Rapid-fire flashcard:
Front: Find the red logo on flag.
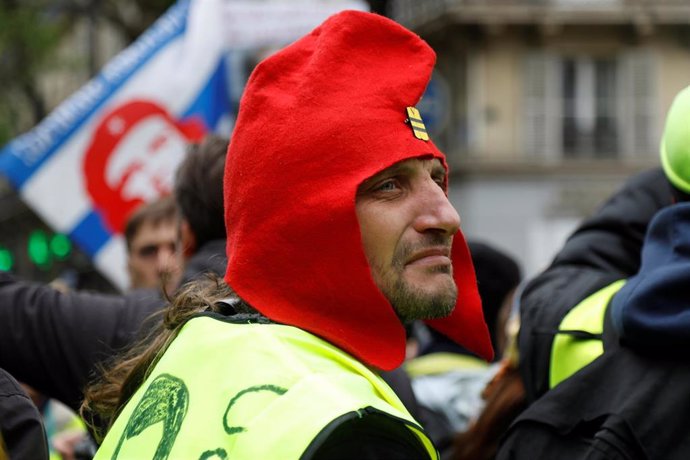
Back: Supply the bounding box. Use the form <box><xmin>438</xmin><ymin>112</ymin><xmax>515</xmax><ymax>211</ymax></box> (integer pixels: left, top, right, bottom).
<box><xmin>83</xmin><ymin>100</ymin><xmax>206</xmax><ymax>233</ymax></box>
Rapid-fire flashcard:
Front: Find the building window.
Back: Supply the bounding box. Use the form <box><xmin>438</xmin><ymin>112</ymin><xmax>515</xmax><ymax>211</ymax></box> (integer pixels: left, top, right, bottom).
<box><xmin>524</xmin><ymin>51</ymin><xmax>656</xmax><ymax>161</ymax></box>
<box><xmin>562</xmin><ymin>57</ymin><xmax>618</xmax><ymax>158</ymax></box>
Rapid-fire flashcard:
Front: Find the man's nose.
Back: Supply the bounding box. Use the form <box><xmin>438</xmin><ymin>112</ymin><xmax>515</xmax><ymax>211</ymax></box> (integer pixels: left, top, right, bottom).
<box><xmin>413</xmin><ymin>182</ymin><xmax>461</xmax><ymax>236</ymax></box>
<box><xmin>157</xmin><ymin>245</ymin><xmax>177</xmax><ymax>272</ymax></box>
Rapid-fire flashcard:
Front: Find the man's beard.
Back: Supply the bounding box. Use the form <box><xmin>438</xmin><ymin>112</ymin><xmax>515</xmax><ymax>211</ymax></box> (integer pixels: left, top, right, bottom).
<box><xmin>378</xmin><ymin>234</ymin><xmax>458</xmax><ymax>323</ymax></box>
<box><xmin>385</xmin><ymin>272</ymin><xmax>457</xmax><ymax>324</ymax></box>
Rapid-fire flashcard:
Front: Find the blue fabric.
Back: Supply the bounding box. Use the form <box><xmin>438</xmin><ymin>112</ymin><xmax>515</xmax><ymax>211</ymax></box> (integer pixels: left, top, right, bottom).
<box><xmin>610</xmin><ymin>202</ymin><xmax>690</xmax><ymax>349</ymax></box>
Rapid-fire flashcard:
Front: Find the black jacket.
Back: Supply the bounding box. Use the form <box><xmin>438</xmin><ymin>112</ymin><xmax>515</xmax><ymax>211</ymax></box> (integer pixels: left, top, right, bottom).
<box><xmin>0</xmin><ymin>367</ymin><xmax>48</xmax><ymax>459</ymax></box>
<box><xmin>498</xmin><ymin>169</ymin><xmax>686</xmax><ymax>459</ymax></box>
<box><xmin>499</xmin><ymin>313</ymin><xmax>690</xmax><ymax>460</ymax></box>
<box><xmin>517</xmin><ymin>168</ymin><xmax>672</xmax><ymax>403</ymax></box>
<box><xmin>0</xmin><ymin>240</ymin><xmax>227</xmax><ymax>412</ymax></box>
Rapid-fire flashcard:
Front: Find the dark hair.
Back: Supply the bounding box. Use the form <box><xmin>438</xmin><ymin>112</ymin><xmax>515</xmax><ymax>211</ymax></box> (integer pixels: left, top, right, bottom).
<box><xmin>174</xmin><ymin>135</ymin><xmax>228</xmax><ymax>248</ymax></box>
<box><xmin>123</xmin><ymin>196</ymin><xmax>178</xmax><ymax>251</ymax></box>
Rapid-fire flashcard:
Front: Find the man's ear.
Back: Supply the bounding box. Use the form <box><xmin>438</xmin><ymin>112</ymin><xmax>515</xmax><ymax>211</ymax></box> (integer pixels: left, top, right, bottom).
<box><xmin>179</xmin><ymin>218</ymin><xmax>197</xmax><ymax>259</ymax></box>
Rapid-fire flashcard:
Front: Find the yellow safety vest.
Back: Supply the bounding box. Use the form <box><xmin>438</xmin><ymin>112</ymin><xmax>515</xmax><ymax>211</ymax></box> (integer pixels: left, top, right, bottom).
<box><xmin>549</xmin><ymin>280</ymin><xmax>626</xmax><ymax>389</ymax></box>
<box><xmin>95</xmin><ymin>315</ymin><xmax>437</xmax><ymax>460</ymax></box>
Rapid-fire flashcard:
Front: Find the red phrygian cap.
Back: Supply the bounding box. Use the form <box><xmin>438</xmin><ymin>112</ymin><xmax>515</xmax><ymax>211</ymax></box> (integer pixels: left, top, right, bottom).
<box><xmin>224</xmin><ymin>10</ymin><xmax>493</xmax><ymax>370</ymax></box>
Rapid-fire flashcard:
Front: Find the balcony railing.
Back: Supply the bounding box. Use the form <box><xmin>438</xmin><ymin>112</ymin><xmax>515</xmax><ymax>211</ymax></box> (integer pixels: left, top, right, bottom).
<box><xmin>390</xmin><ymin>0</ymin><xmax>690</xmax><ymax>30</ymax></box>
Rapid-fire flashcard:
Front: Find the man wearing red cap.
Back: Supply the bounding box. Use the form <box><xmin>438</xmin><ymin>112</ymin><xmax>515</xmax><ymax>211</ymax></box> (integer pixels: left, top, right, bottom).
<box><xmin>86</xmin><ymin>11</ymin><xmax>492</xmax><ymax>459</ymax></box>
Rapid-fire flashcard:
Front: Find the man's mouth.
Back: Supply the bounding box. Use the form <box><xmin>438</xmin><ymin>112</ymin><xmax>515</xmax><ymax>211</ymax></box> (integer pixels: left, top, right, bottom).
<box><xmin>406</xmin><ymin>247</ymin><xmax>452</xmax><ymax>267</ymax></box>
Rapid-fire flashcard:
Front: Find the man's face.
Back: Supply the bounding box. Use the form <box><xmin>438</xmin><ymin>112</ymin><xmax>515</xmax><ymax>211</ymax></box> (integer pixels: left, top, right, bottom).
<box><xmin>356</xmin><ymin>157</ymin><xmax>460</xmax><ymax>323</ymax></box>
<box><xmin>127</xmin><ymin>218</ymin><xmax>183</xmax><ymax>293</ymax></box>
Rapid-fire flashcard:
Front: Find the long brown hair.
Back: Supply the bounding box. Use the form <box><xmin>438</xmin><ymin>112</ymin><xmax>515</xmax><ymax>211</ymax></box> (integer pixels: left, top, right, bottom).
<box><xmin>80</xmin><ymin>275</ymin><xmax>236</xmax><ymax>442</ymax></box>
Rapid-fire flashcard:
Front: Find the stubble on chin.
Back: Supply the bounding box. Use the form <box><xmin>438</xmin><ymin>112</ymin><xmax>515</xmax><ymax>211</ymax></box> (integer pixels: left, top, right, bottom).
<box><xmin>387</xmin><ymin>273</ymin><xmax>458</xmax><ymax>324</ymax></box>
<box><xmin>386</xmin><ymin>235</ymin><xmax>457</xmax><ymax>323</ymax></box>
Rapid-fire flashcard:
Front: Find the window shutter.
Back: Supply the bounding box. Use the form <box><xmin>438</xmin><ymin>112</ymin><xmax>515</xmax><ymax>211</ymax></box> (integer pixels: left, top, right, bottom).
<box><xmin>523</xmin><ymin>52</ymin><xmax>561</xmax><ymax>160</ymax></box>
<box><xmin>617</xmin><ymin>51</ymin><xmax>657</xmax><ymax>159</ymax></box>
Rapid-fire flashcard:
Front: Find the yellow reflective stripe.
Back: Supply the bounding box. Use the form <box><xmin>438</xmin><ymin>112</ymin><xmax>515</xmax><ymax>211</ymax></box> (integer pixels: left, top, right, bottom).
<box><xmin>408</xmin><ymin>422</ymin><xmax>438</xmax><ymax>457</ymax></box>
<box><xmin>405</xmin><ymin>352</ymin><xmax>487</xmax><ymax>377</ymax></box>
<box><xmin>64</xmin><ymin>414</ymin><xmax>87</xmax><ymax>431</ymax></box>
<box><xmin>549</xmin><ymin>279</ymin><xmax>626</xmax><ymax>389</ymax></box>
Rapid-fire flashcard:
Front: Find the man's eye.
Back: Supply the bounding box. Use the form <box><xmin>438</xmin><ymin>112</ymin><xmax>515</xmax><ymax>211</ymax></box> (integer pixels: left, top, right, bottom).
<box><xmin>374</xmin><ymin>179</ymin><xmax>399</xmax><ymax>192</ymax></box>
<box><xmin>138</xmin><ymin>245</ymin><xmax>158</xmax><ymax>258</ymax></box>
<box><xmin>433</xmin><ymin>176</ymin><xmax>446</xmax><ymax>191</ymax></box>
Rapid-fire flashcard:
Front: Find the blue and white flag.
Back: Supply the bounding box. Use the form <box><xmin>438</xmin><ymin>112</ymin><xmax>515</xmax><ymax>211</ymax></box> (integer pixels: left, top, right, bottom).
<box><xmin>0</xmin><ymin>0</ymin><xmax>366</xmax><ymax>289</ymax></box>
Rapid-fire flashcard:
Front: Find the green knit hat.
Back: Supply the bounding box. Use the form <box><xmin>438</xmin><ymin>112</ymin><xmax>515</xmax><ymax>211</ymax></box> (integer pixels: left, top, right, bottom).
<box><xmin>661</xmin><ymin>86</ymin><xmax>690</xmax><ymax>194</ymax></box>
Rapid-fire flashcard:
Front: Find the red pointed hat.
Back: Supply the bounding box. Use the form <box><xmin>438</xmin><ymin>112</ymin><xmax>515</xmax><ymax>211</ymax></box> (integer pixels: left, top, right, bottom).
<box><xmin>224</xmin><ymin>10</ymin><xmax>493</xmax><ymax>370</ymax></box>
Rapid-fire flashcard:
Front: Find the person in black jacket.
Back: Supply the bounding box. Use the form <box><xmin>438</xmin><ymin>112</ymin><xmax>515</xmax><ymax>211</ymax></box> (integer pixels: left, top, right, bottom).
<box><xmin>498</xmin><ymin>86</ymin><xmax>690</xmax><ymax>459</ymax></box>
<box><xmin>0</xmin><ymin>134</ymin><xmax>229</xmax><ymax>414</ymax></box>
<box><xmin>516</xmin><ymin>167</ymin><xmax>672</xmax><ymax>404</ymax></box>
<box><xmin>0</xmin><ymin>367</ymin><xmax>48</xmax><ymax>459</ymax></box>
<box><xmin>497</xmin><ymin>175</ymin><xmax>689</xmax><ymax>460</ymax></box>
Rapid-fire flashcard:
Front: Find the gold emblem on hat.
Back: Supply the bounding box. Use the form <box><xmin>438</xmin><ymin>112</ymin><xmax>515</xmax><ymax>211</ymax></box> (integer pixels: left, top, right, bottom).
<box><xmin>405</xmin><ymin>106</ymin><xmax>429</xmax><ymax>141</ymax></box>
